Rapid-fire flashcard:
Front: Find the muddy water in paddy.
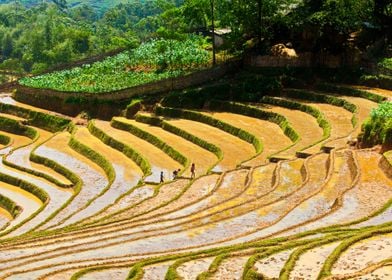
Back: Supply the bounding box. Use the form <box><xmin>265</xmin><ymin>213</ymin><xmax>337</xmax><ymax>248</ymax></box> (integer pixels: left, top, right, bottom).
<box><xmin>114</xmin><ymin>117</ymin><xmax>218</xmax><ymax>176</ymax></box>
<box><xmin>166</xmin><ymin>118</ymin><xmax>255</xmax><ymax>171</ymax></box>
<box><xmin>202</xmin><ymin>112</ymin><xmax>292</xmax><ymax>166</ymax></box>
<box><xmin>290</xmin><ymin>241</ymin><xmax>341</xmax><ymax>280</ymax></box>
<box><xmin>94</xmin><ymin>120</ymin><xmax>181</xmax><ymax>183</ymax></box>
<box><xmin>34</xmin><ymin>133</ymin><xmax>108</xmax><ymax>229</ymax></box>
<box><xmin>349</xmin><ymin>265</ymin><xmax>392</xmax><ymax>280</ymax></box>
<box><xmin>56</xmin><ymin>127</ymin><xmax>144</xmax><ymax>228</ymax></box>
<box><xmin>0</xmin><ymin>159</ymin><xmax>73</xmax><ymax>237</ymax></box>
<box><xmin>0</xmin><ymin>181</ymin><xmax>42</xmax><ymax>232</ymax></box>
<box><xmin>78</xmin><ymin>267</ymin><xmax>130</xmax><ymax>280</ymax></box>
<box><xmin>6</xmin><ymin>127</ymin><xmax>72</xmax><ymax>186</ymax></box>
<box><xmin>332</xmin><ymin>233</ymin><xmax>392</xmax><ymax>275</ymax></box>
<box><xmin>0</xmin><ymin>113</ymin><xmax>25</xmax><ymax>122</ymax></box>
<box><xmin>255</xmin><ymin>249</ymin><xmax>294</xmax><ymax>278</ymax></box>
<box><xmin>142</xmin><ymin>261</ymin><xmax>174</xmax><ymax>280</ymax></box>
<box><xmin>177</xmin><ymin>257</ymin><xmax>214</xmax><ymax>279</ymax></box>
<box><xmin>210</xmin><ymin>255</ymin><xmax>249</xmax><ymax>280</ymax></box>
<box><xmin>0</xmin><ymin>131</ymin><xmax>31</xmax><ymax>149</ymax></box>
<box><xmin>133</xmin><ymin>174</ymin><xmax>220</xmax><ymax>222</ymax></box>
<box><xmin>259</xmin><ymin>105</ymin><xmax>324</xmax><ymax>158</ymax></box>
<box><xmin>283</xmin><ymin>150</ymin><xmax>392</xmax><ymax>238</ymax></box>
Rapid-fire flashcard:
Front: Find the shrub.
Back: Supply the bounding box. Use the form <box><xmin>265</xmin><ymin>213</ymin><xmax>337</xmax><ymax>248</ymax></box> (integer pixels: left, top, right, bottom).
<box><xmin>361</xmin><ymin>102</ymin><xmax>392</xmax><ymax>146</ymax></box>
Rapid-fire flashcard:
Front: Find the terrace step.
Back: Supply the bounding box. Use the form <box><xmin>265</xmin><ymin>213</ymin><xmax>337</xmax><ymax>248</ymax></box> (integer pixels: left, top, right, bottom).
<box><xmin>54</xmin><ymin>126</ymin><xmax>143</xmax><ymax>228</ymax></box>
<box><xmin>94</xmin><ymin>120</ymin><xmax>182</xmax><ymax>183</ymax></box>
<box><xmin>141</xmin><ymin>261</ymin><xmax>174</xmax><ymax>280</ymax></box>
<box><xmin>258</xmin><ymin>103</ymin><xmax>324</xmax><ymax>159</ymax></box>
<box><xmin>164</xmin><ymin>118</ymin><xmax>255</xmax><ymax>171</ymax></box>
<box><xmin>177</xmin><ymin>257</ymin><xmax>214</xmax><ymax>279</ymax></box>
<box><xmin>34</xmin><ymin>132</ymin><xmax>108</xmax><ymax>230</ymax></box>
<box><xmin>114</xmin><ymin>117</ymin><xmax>217</xmax><ymax>176</ymax></box>
<box><xmin>209</xmin><ymin>255</ymin><xmax>249</xmax><ymax>280</ymax></box>
<box><xmin>201</xmin><ymin>111</ymin><xmax>292</xmax><ymax>166</ymax></box>
<box><xmin>254</xmin><ymin>249</ymin><xmax>294</xmax><ymax>279</ymax></box>
<box><xmin>331</xmin><ymin>233</ymin><xmax>392</xmax><ymax>276</ymax></box>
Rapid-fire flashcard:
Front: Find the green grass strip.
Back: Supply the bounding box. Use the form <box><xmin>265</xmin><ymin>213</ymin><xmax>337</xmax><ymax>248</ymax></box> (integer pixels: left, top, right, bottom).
<box><xmin>0</xmin><ymin>116</ymin><xmax>38</xmax><ymax>140</ymax></box>
<box><xmin>155</xmin><ymin>105</ymin><xmax>262</xmax><ymax>154</ymax></box>
<box><xmin>284</xmin><ymin>89</ymin><xmax>358</xmax><ymax>128</ymax></box>
<box><xmin>0</xmin><ymin>193</ymin><xmax>21</xmax><ymax>218</ymax></box>
<box><xmin>0</xmin><ymin>102</ymin><xmax>71</xmax><ymax>132</ymax></box>
<box><xmin>261</xmin><ymin>96</ymin><xmax>331</xmax><ymax>151</ymax></box>
<box><xmin>88</xmin><ymin>121</ymin><xmax>151</xmax><ymax>176</ymax></box>
<box><xmin>135</xmin><ymin>113</ymin><xmax>222</xmax><ymax>173</ymax></box>
<box><xmin>318</xmin><ymin>224</ymin><xmax>392</xmax><ymax>279</ymax></box>
<box><xmin>0</xmin><ymin>133</ymin><xmax>11</xmax><ymax>146</ymax></box>
<box><xmin>196</xmin><ymin>253</ymin><xmax>229</xmax><ymax>280</ymax></box>
<box><xmin>111</xmin><ymin>118</ymin><xmax>189</xmax><ymax>168</ymax></box>
<box><xmin>316</xmin><ymin>83</ymin><xmax>386</xmax><ymax>103</ymax></box>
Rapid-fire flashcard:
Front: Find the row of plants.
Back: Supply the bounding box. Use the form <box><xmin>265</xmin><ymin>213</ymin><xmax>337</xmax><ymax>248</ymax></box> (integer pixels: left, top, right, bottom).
<box><xmin>361</xmin><ymin>102</ymin><xmax>392</xmax><ymax>147</ymax></box>
<box><xmin>316</xmin><ymin>83</ymin><xmax>386</xmax><ymax>103</ymax></box>
<box><xmin>360</xmin><ymin>74</ymin><xmax>392</xmax><ymax>90</ymax></box>
<box><xmin>161</xmin><ymin>75</ymin><xmax>282</xmax><ymax>109</ymax></box>
<box><xmin>0</xmin><ymin>133</ymin><xmax>11</xmax><ymax>146</ymax></box>
<box><xmin>19</xmin><ymin>37</ymin><xmax>210</xmax><ymax>94</ymax></box>
<box><xmin>135</xmin><ymin>114</ymin><xmax>223</xmax><ymax>167</ymax></box>
<box><xmin>0</xmin><ymin>102</ymin><xmax>71</xmax><ymax>133</ymax></box>
<box><xmin>87</xmin><ymin>121</ymin><xmax>151</xmax><ymax>176</ymax></box>
<box><xmin>209</xmin><ymin>100</ymin><xmax>300</xmax><ymax>143</ymax></box>
<box><xmin>110</xmin><ymin>119</ymin><xmax>188</xmax><ymax>168</ymax></box>
<box><xmin>283</xmin><ymin>89</ymin><xmax>358</xmax><ymax>127</ymax></box>
<box><xmin>0</xmin><ymin>193</ymin><xmax>21</xmax><ymax>219</ymax></box>
<box><xmin>260</xmin><ymin>96</ymin><xmax>331</xmax><ymax>149</ymax></box>
<box><xmin>155</xmin><ymin>105</ymin><xmax>262</xmax><ymax>155</ymax></box>
<box><xmin>0</xmin><ymin>116</ymin><xmax>38</xmax><ymax>140</ymax></box>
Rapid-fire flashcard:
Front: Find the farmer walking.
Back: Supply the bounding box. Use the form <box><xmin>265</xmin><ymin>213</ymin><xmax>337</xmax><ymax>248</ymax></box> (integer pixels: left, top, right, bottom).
<box><xmin>190</xmin><ymin>163</ymin><xmax>196</xmax><ymax>179</ymax></box>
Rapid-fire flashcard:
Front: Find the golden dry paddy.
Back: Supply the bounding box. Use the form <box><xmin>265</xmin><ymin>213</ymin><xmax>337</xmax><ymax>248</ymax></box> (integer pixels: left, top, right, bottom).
<box><xmin>202</xmin><ymin>112</ymin><xmax>292</xmax><ymax>166</ymax></box>
<box><xmin>166</xmin><ymin>118</ymin><xmax>255</xmax><ymax>171</ymax></box>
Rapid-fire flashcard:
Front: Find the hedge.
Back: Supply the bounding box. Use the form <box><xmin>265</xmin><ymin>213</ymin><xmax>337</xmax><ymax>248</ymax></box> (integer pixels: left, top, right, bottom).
<box><xmin>0</xmin><ymin>193</ymin><xmax>21</xmax><ymax>218</ymax></box>
<box><xmin>283</xmin><ymin>89</ymin><xmax>358</xmax><ymax>127</ymax></box>
<box><xmin>0</xmin><ymin>171</ymin><xmax>48</xmax><ymax>203</ymax></box>
<box><xmin>0</xmin><ymin>102</ymin><xmax>70</xmax><ymax>132</ymax></box>
<box><xmin>209</xmin><ymin>100</ymin><xmax>300</xmax><ymax>143</ymax></box>
<box><xmin>0</xmin><ymin>133</ymin><xmax>11</xmax><ymax>145</ymax></box>
<box><xmin>316</xmin><ymin>83</ymin><xmax>386</xmax><ymax>103</ymax></box>
<box><xmin>261</xmin><ymin>96</ymin><xmax>331</xmax><ymax>147</ymax></box>
<box><xmin>111</xmin><ymin>118</ymin><xmax>188</xmax><ymax>167</ymax></box>
<box><xmin>135</xmin><ymin>114</ymin><xmax>223</xmax><ymax>161</ymax></box>
<box><xmin>88</xmin><ymin>121</ymin><xmax>151</xmax><ymax>176</ymax></box>
<box><xmin>155</xmin><ymin>105</ymin><xmax>262</xmax><ymax>154</ymax></box>
<box><xmin>0</xmin><ymin>116</ymin><xmax>38</xmax><ymax>140</ymax></box>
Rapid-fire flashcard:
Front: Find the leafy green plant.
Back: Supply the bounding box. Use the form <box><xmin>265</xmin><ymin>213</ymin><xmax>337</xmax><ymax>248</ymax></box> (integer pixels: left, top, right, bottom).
<box><xmin>19</xmin><ymin>37</ymin><xmax>210</xmax><ymax>93</ymax></box>
<box><xmin>362</xmin><ymin>102</ymin><xmax>392</xmax><ymax>146</ymax></box>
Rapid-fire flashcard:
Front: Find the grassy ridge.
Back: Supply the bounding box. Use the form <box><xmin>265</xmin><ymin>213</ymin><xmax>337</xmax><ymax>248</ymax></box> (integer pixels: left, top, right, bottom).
<box><xmin>87</xmin><ymin>121</ymin><xmax>151</xmax><ymax>176</ymax></box>
<box><xmin>209</xmin><ymin>100</ymin><xmax>300</xmax><ymax>143</ymax></box>
<box><xmin>135</xmin><ymin>114</ymin><xmax>223</xmax><ymax>168</ymax></box>
<box><xmin>0</xmin><ymin>103</ymin><xmax>70</xmax><ymax>133</ymax></box>
<box><xmin>0</xmin><ymin>193</ymin><xmax>21</xmax><ymax>218</ymax></box>
<box><xmin>111</xmin><ymin>118</ymin><xmax>188</xmax><ymax>168</ymax></box>
<box><xmin>155</xmin><ymin>106</ymin><xmax>262</xmax><ymax>155</ymax></box>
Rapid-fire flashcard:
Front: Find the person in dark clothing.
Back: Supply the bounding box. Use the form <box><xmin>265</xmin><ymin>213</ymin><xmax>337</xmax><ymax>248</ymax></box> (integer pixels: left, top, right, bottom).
<box><xmin>190</xmin><ymin>163</ymin><xmax>196</xmax><ymax>179</ymax></box>
<box><xmin>160</xmin><ymin>171</ymin><xmax>164</xmax><ymax>183</ymax></box>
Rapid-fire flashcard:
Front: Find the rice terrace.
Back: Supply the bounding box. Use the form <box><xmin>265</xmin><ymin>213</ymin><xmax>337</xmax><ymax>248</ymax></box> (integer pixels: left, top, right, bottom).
<box><xmin>0</xmin><ymin>0</ymin><xmax>391</xmax><ymax>279</ymax></box>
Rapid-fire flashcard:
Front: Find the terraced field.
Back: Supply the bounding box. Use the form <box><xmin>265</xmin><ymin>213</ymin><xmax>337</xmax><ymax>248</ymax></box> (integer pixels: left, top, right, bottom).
<box><xmin>0</xmin><ymin>84</ymin><xmax>391</xmax><ymax>280</ymax></box>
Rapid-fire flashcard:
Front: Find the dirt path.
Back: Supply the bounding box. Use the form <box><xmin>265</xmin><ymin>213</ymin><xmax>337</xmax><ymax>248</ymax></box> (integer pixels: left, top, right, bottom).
<box><xmin>94</xmin><ymin>120</ymin><xmax>182</xmax><ymax>183</ymax></box>
<box><xmin>201</xmin><ymin>112</ymin><xmax>292</xmax><ymax>166</ymax></box>
<box><xmin>166</xmin><ymin>118</ymin><xmax>255</xmax><ymax>171</ymax></box>
<box><xmin>114</xmin><ymin>117</ymin><xmax>218</xmax><ymax>176</ymax></box>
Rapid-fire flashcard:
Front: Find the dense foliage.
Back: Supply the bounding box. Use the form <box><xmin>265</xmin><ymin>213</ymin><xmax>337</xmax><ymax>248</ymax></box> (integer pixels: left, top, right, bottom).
<box><xmin>19</xmin><ymin>37</ymin><xmax>210</xmax><ymax>93</ymax></box>
<box><xmin>362</xmin><ymin>102</ymin><xmax>392</xmax><ymax>146</ymax></box>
